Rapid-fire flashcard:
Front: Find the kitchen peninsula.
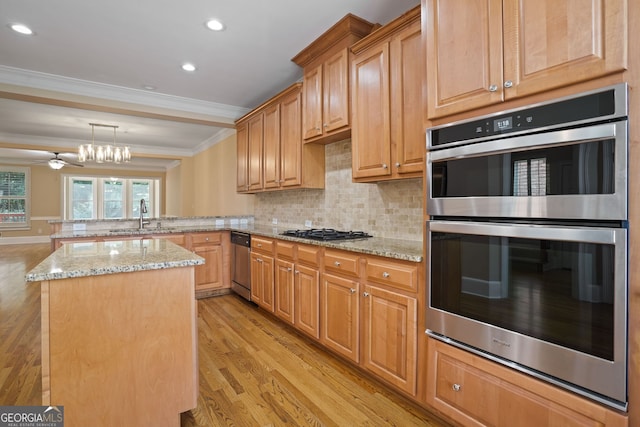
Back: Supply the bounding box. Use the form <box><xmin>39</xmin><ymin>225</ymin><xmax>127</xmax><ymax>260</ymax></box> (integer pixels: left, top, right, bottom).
<box><xmin>25</xmin><ymin>239</ymin><xmax>204</xmax><ymax>427</ymax></box>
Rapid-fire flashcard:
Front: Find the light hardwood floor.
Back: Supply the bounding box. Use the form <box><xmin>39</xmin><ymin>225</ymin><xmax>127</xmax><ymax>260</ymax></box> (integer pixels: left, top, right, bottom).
<box><xmin>1</xmin><ymin>243</ymin><xmax>450</xmax><ymax>426</ymax></box>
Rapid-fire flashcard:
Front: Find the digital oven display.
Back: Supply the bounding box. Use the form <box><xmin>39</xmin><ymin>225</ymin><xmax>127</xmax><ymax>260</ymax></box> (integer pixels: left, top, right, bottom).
<box><xmin>493</xmin><ymin>116</ymin><xmax>513</xmax><ymax>132</ymax></box>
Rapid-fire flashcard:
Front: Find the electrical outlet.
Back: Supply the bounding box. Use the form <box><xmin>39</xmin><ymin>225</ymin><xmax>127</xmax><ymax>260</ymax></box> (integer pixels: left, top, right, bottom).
<box><xmin>272</xmin><ymin>218</ymin><xmax>278</xmax><ymax>225</ymax></box>
<box><xmin>304</xmin><ymin>220</ymin><xmax>312</xmax><ymax>228</ymax></box>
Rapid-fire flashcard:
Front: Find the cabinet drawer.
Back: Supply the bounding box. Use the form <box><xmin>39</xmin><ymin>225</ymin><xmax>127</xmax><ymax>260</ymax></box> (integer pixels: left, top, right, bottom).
<box><xmin>365</xmin><ymin>257</ymin><xmax>417</xmax><ymax>292</ymax></box>
<box><xmin>324</xmin><ymin>249</ymin><xmax>360</xmax><ymax>277</ymax></box>
<box><xmin>276</xmin><ymin>240</ymin><xmax>295</xmax><ymax>260</ymax></box>
<box><xmin>297</xmin><ymin>244</ymin><xmax>321</xmax><ymax>267</ymax></box>
<box><xmin>190</xmin><ymin>232</ymin><xmax>221</xmax><ymax>246</ymax></box>
<box><xmin>252</xmin><ymin>237</ymin><xmax>274</xmax><ymax>254</ymax></box>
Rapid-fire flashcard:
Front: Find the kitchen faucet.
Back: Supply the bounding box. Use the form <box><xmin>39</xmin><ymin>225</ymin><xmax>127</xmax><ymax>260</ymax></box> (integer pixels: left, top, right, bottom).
<box><xmin>139</xmin><ymin>199</ymin><xmax>150</xmax><ymax>230</ymax></box>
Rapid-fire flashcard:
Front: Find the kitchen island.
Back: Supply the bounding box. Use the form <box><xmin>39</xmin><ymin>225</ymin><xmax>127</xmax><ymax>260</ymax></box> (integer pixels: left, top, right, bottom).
<box><xmin>25</xmin><ymin>238</ymin><xmax>204</xmax><ymax>427</ymax></box>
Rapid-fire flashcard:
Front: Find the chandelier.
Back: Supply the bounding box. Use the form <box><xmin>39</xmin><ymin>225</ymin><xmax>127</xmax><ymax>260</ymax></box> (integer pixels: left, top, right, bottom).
<box><xmin>78</xmin><ymin>123</ymin><xmax>131</xmax><ymax>164</ymax></box>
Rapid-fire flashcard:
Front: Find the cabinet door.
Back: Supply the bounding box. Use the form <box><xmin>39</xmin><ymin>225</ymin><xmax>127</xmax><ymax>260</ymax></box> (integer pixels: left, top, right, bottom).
<box><xmin>193</xmin><ymin>244</ymin><xmax>223</xmax><ymax>292</ymax></box>
<box><xmin>302</xmin><ymin>63</ymin><xmax>323</xmax><ymax>140</ymax></box>
<box><xmin>502</xmin><ymin>0</ymin><xmax>627</xmax><ymax>100</ymax></box>
<box><xmin>351</xmin><ymin>42</ymin><xmax>391</xmax><ymax>179</ymax></box>
<box><xmin>275</xmin><ymin>258</ymin><xmax>295</xmax><ymax>324</ymax></box>
<box><xmin>279</xmin><ymin>89</ymin><xmax>302</xmax><ymax>188</ymax></box>
<box><xmin>250</xmin><ymin>252</ymin><xmax>263</xmax><ymax>303</ymax></box>
<box><xmin>323</xmin><ymin>49</ymin><xmax>351</xmax><ymax>134</ymax></box>
<box><xmin>390</xmin><ymin>19</ymin><xmax>424</xmax><ymax>175</ymax></box>
<box><xmin>362</xmin><ymin>285</ymin><xmax>417</xmax><ymax>396</ymax></box>
<box><xmin>294</xmin><ymin>263</ymin><xmax>320</xmax><ymax>339</ymax></box>
<box><xmin>321</xmin><ymin>273</ymin><xmax>360</xmax><ymax>363</ymax></box>
<box><xmin>260</xmin><ymin>255</ymin><xmax>275</xmax><ymax>312</ymax></box>
<box><xmin>424</xmin><ymin>0</ymin><xmax>504</xmax><ymax>118</ymax></box>
<box><xmin>236</xmin><ymin>122</ymin><xmax>249</xmax><ymax>192</ymax></box>
<box><xmin>247</xmin><ymin>113</ymin><xmax>264</xmax><ymax>191</ymax></box>
<box><xmin>263</xmin><ymin>103</ymin><xmax>281</xmax><ymax>189</ymax></box>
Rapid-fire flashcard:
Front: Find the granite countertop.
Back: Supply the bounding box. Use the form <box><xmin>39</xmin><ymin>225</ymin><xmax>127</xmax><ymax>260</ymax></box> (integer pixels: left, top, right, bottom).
<box><xmin>25</xmin><ymin>239</ymin><xmax>204</xmax><ymax>282</ymax></box>
<box><xmin>51</xmin><ymin>221</ymin><xmax>423</xmax><ymax>263</ymax></box>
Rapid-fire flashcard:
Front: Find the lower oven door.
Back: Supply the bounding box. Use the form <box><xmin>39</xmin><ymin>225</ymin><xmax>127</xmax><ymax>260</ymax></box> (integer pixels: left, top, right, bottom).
<box><xmin>427</xmin><ymin>219</ymin><xmax>627</xmax><ymax>409</ymax></box>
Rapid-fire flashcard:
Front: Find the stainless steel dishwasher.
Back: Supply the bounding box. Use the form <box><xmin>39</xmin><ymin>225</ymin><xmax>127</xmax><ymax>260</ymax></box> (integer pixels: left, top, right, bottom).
<box><xmin>230</xmin><ymin>231</ymin><xmax>251</xmax><ymax>301</ymax></box>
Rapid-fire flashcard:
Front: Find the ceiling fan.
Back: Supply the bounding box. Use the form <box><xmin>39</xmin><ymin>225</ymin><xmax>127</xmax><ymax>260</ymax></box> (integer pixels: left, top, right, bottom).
<box><xmin>41</xmin><ymin>152</ymin><xmax>84</xmax><ymax>170</ymax></box>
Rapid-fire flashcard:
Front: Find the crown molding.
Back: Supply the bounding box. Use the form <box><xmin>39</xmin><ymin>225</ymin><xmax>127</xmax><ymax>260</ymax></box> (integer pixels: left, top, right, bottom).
<box><xmin>0</xmin><ymin>65</ymin><xmax>250</xmax><ymax>120</ymax></box>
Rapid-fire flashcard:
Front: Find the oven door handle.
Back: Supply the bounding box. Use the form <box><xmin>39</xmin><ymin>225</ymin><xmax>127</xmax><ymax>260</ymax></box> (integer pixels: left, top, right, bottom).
<box><xmin>428</xmin><ymin>122</ymin><xmax>622</xmax><ymax>162</ymax></box>
<box><xmin>428</xmin><ymin>220</ymin><xmax>622</xmax><ymax>245</ymax></box>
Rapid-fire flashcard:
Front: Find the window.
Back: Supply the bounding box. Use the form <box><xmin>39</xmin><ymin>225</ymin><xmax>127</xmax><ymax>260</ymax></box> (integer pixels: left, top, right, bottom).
<box><xmin>513</xmin><ymin>158</ymin><xmax>547</xmax><ymax>196</ymax></box>
<box><xmin>0</xmin><ymin>167</ymin><xmax>30</xmax><ymax>229</ymax></box>
<box><xmin>64</xmin><ymin>176</ymin><xmax>159</xmax><ymax>220</ymax></box>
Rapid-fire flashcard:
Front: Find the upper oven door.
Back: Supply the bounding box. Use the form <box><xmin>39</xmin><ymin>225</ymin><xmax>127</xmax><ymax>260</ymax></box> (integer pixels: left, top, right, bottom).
<box><xmin>427</xmin><ymin>121</ymin><xmax>628</xmax><ymax>220</ymax></box>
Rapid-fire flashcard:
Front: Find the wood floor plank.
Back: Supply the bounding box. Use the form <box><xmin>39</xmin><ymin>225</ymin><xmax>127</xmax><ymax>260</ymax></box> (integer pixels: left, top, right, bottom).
<box><xmin>2</xmin><ymin>243</ymin><xmax>451</xmax><ymax>427</ymax></box>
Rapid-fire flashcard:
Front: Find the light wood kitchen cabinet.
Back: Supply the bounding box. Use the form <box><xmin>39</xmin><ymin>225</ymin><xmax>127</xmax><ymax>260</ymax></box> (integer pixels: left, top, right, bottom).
<box><xmin>362</xmin><ymin>284</ymin><xmax>417</xmax><ymax>396</ymax></box>
<box><xmin>274</xmin><ymin>241</ymin><xmax>295</xmax><ymax>324</ymax></box>
<box><xmin>236</xmin><ymin>83</ymin><xmax>325</xmax><ymax>193</ymax></box>
<box><xmin>321</xmin><ymin>271</ymin><xmax>361</xmax><ymax>363</ymax></box>
<box><xmin>187</xmin><ymin>232</ymin><xmax>229</xmax><ymax>298</ymax></box>
<box><xmin>426</xmin><ymin>337</ymin><xmax>628</xmax><ymax>427</ymax></box>
<box><xmin>292</xmin><ymin>14</ymin><xmax>377</xmax><ymax>144</ymax></box>
<box><xmin>351</xmin><ymin>6</ymin><xmax>423</xmax><ymax>181</ymax></box>
<box><xmin>247</xmin><ymin>113</ymin><xmax>264</xmax><ymax>192</ymax></box>
<box><xmin>275</xmin><ymin>241</ymin><xmax>322</xmax><ymax>339</ymax></box>
<box><xmin>423</xmin><ymin>0</ymin><xmax>628</xmax><ymax>119</ymax></box>
<box><xmin>236</xmin><ymin>121</ymin><xmax>249</xmax><ymax>192</ymax></box>
<box><xmin>251</xmin><ymin>237</ymin><xmax>275</xmax><ymax>312</ymax></box>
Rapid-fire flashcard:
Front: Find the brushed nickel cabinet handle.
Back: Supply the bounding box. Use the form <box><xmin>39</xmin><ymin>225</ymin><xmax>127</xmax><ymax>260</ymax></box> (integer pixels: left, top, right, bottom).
<box><xmin>504</xmin><ymin>80</ymin><xmax>514</xmax><ymax>88</ymax></box>
<box><xmin>489</xmin><ymin>84</ymin><xmax>498</xmax><ymax>92</ymax></box>
<box><xmin>350</xmin><ymin>288</ymin><xmax>356</xmax><ymax>294</ymax></box>
<box><xmin>363</xmin><ymin>292</ymin><xmax>370</xmax><ymax>297</ymax></box>
<box><xmin>452</xmin><ymin>383</ymin><xmax>461</xmax><ymax>392</ymax></box>
<box><xmin>334</xmin><ymin>261</ymin><xmax>341</xmax><ymax>267</ymax></box>
<box><xmin>382</xmin><ymin>272</ymin><xmax>390</xmax><ymax>278</ymax></box>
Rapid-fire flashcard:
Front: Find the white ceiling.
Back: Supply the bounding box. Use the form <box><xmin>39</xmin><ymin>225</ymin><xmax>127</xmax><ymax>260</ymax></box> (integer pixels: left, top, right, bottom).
<box><xmin>0</xmin><ymin>0</ymin><xmax>420</xmax><ymax>171</ymax></box>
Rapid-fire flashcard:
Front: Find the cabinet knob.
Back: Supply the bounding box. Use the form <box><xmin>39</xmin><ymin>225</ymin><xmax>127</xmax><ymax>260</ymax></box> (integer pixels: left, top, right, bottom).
<box><xmin>315</xmin><ymin>126</ymin><xmax>321</xmax><ymax>131</ymax></box>
<box><xmin>382</xmin><ymin>272</ymin><xmax>390</xmax><ymax>278</ymax></box>
<box><xmin>452</xmin><ymin>383</ymin><xmax>461</xmax><ymax>392</ymax></box>
<box><xmin>257</xmin><ymin>243</ymin><xmax>262</xmax><ymax>247</ymax></box>
<box><xmin>504</xmin><ymin>80</ymin><xmax>514</xmax><ymax>88</ymax></box>
<box><xmin>382</xmin><ymin>164</ymin><xmax>388</xmax><ymax>169</ymax></box>
<box><xmin>350</xmin><ymin>288</ymin><xmax>356</xmax><ymax>294</ymax></box>
<box><xmin>334</xmin><ymin>261</ymin><xmax>341</xmax><ymax>267</ymax></box>
<box><xmin>395</xmin><ymin>162</ymin><xmax>401</xmax><ymax>168</ymax></box>
<box><xmin>205</xmin><ymin>237</ymin><xmax>209</xmax><ymax>241</ymax></box>
<box><xmin>287</xmin><ymin>267</ymin><xmax>292</xmax><ymax>272</ymax></box>
<box><xmin>323</xmin><ymin>123</ymin><xmax>328</xmax><ymax>128</ymax></box>
<box><xmin>295</xmin><ymin>270</ymin><xmax>300</xmax><ymax>274</ymax></box>
<box><xmin>257</xmin><ymin>258</ymin><xmax>263</xmax><ymax>263</ymax></box>
<box><xmin>363</xmin><ymin>292</ymin><xmax>370</xmax><ymax>297</ymax></box>
<box><xmin>488</xmin><ymin>84</ymin><xmax>498</xmax><ymax>92</ymax></box>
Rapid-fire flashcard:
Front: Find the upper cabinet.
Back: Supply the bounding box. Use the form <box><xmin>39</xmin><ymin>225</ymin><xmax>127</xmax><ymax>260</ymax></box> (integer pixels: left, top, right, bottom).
<box><xmin>423</xmin><ymin>0</ymin><xmax>628</xmax><ymax>119</ymax></box>
<box><xmin>236</xmin><ymin>83</ymin><xmax>325</xmax><ymax>193</ymax></box>
<box><xmin>351</xmin><ymin>6</ymin><xmax>424</xmax><ymax>182</ymax></box>
<box><xmin>292</xmin><ymin>14</ymin><xmax>377</xmax><ymax>144</ymax></box>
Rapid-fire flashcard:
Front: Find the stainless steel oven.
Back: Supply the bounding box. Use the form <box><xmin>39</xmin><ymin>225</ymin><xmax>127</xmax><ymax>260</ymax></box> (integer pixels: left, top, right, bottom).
<box><xmin>425</xmin><ymin>84</ymin><xmax>629</xmax><ymax>410</ymax></box>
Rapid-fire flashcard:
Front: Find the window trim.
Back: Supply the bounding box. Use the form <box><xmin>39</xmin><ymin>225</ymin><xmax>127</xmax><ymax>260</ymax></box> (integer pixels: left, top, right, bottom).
<box><xmin>63</xmin><ymin>174</ymin><xmax>160</xmax><ymax>220</ymax></box>
<box><xmin>0</xmin><ymin>166</ymin><xmax>31</xmax><ymax>230</ymax></box>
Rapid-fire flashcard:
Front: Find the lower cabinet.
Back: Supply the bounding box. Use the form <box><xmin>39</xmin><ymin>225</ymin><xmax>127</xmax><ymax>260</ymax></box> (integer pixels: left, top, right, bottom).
<box><xmin>251</xmin><ymin>237</ymin><xmax>275</xmax><ymax>312</ymax></box>
<box><xmin>187</xmin><ymin>232</ymin><xmax>230</xmax><ymax>298</ymax></box>
<box><xmin>321</xmin><ymin>272</ymin><xmax>361</xmax><ymax>363</ymax></box>
<box><xmin>275</xmin><ymin>241</ymin><xmax>321</xmax><ymax>339</ymax></box>
<box><xmin>426</xmin><ymin>337</ymin><xmax>628</xmax><ymax>427</ymax></box>
<box><xmin>362</xmin><ymin>284</ymin><xmax>417</xmax><ymax>396</ymax></box>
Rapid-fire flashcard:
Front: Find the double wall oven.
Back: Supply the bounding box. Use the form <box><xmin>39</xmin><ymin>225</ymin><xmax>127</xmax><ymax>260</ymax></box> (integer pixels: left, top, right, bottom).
<box><xmin>426</xmin><ymin>84</ymin><xmax>629</xmax><ymax>410</ymax></box>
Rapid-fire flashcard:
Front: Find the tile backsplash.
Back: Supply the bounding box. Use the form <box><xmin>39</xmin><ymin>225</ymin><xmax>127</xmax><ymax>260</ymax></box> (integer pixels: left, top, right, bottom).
<box><xmin>254</xmin><ymin>140</ymin><xmax>423</xmax><ymax>242</ymax></box>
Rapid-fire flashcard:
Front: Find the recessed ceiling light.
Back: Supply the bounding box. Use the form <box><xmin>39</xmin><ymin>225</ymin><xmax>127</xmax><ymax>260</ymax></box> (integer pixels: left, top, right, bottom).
<box><xmin>206</xmin><ymin>19</ymin><xmax>224</xmax><ymax>31</ymax></box>
<box><xmin>181</xmin><ymin>63</ymin><xmax>196</xmax><ymax>72</ymax></box>
<box><xmin>10</xmin><ymin>23</ymin><xmax>33</xmax><ymax>35</ymax></box>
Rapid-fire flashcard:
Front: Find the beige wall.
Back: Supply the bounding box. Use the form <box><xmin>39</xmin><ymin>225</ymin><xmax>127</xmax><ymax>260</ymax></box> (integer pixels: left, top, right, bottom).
<box><xmin>166</xmin><ymin>132</ymin><xmax>255</xmax><ymax>217</ymax></box>
<box><xmin>0</xmin><ymin>163</ymin><xmax>166</xmax><ymax>238</ymax></box>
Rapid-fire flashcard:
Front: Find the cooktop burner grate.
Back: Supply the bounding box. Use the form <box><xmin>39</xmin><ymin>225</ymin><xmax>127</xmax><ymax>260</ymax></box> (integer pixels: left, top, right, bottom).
<box><xmin>281</xmin><ymin>228</ymin><xmax>373</xmax><ymax>241</ymax></box>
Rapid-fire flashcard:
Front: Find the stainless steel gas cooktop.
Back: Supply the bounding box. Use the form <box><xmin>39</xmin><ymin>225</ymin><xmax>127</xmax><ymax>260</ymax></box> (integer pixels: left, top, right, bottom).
<box><xmin>280</xmin><ymin>228</ymin><xmax>372</xmax><ymax>241</ymax></box>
